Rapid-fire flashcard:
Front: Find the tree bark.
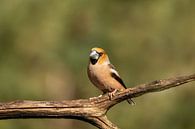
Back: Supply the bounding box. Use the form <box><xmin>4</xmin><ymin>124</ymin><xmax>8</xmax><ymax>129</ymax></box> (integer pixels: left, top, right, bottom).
<box><xmin>0</xmin><ymin>74</ymin><xmax>194</xmax><ymax>129</ymax></box>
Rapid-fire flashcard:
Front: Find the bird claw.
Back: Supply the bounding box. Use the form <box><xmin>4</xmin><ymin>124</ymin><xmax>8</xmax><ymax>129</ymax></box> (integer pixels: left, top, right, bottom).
<box><xmin>90</xmin><ymin>90</ymin><xmax>119</xmax><ymax>101</ymax></box>
<box><xmin>108</xmin><ymin>89</ymin><xmax>118</xmax><ymax>100</ymax></box>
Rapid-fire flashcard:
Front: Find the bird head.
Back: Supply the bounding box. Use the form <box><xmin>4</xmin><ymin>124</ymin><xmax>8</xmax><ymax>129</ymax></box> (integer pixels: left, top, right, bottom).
<box><xmin>89</xmin><ymin>47</ymin><xmax>110</xmax><ymax>65</ymax></box>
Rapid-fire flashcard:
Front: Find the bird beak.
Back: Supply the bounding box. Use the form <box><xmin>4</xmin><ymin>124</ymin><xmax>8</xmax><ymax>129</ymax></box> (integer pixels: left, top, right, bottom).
<box><xmin>90</xmin><ymin>50</ymin><xmax>99</xmax><ymax>60</ymax></box>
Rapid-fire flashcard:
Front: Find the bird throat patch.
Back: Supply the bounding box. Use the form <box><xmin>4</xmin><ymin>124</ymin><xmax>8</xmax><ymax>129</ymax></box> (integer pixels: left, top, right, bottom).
<box><xmin>90</xmin><ymin>58</ymin><xmax>98</xmax><ymax>65</ymax></box>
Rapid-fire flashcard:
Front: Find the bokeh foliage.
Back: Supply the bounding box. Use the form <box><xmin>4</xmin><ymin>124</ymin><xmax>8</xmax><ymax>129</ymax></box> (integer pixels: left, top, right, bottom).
<box><xmin>0</xmin><ymin>0</ymin><xmax>195</xmax><ymax>129</ymax></box>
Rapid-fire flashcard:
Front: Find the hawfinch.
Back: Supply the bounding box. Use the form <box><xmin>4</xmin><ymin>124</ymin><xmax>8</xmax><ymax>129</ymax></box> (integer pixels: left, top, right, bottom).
<box><xmin>87</xmin><ymin>47</ymin><xmax>134</xmax><ymax>105</ymax></box>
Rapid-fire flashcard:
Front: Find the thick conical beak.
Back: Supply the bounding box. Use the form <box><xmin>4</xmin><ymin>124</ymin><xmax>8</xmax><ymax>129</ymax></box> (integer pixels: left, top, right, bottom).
<box><xmin>90</xmin><ymin>50</ymin><xmax>99</xmax><ymax>60</ymax></box>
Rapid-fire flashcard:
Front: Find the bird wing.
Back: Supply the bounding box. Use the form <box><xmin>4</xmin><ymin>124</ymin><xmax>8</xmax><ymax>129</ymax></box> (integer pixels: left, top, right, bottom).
<box><xmin>108</xmin><ymin>64</ymin><xmax>127</xmax><ymax>89</ymax></box>
<box><xmin>109</xmin><ymin>64</ymin><xmax>135</xmax><ymax>105</ymax></box>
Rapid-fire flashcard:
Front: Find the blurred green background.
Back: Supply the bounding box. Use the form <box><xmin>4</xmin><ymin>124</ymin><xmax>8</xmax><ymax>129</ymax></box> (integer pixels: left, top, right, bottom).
<box><xmin>0</xmin><ymin>0</ymin><xmax>195</xmax><ymax>129</ymax></box>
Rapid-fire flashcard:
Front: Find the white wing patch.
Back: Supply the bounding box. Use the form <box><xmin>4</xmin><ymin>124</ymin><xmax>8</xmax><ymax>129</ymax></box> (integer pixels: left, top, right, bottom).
<box><xmin>110</xmin><ymin>68</ymin><xmax>120</xmax><ymax>77</ymax></box>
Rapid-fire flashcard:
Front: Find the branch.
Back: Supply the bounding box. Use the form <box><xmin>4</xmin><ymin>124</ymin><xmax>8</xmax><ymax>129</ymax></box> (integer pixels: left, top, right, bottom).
<box><xmin>0</xmin><ymin>74</ymin><xmax>194</xmax><ymax>129</ymax></box>
<box><xmin>108</xmin><ymin>74</ymin><xmax>195</xmax><ymax>108</ymax></box>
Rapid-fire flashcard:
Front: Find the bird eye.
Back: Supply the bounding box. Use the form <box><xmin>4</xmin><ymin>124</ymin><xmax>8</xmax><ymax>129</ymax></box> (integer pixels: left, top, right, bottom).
<box><xmin>98</xmin><ymin>52</ymin><xmax>103</xmax><ymax>56</ymax></box>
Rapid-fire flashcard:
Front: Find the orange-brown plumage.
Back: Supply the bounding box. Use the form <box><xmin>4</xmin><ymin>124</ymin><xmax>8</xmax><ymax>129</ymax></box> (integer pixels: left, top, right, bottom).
<box><xmin>87</xmin><ymin>47</ymin><xmax>134</xmax><ymax>105</ymax></box>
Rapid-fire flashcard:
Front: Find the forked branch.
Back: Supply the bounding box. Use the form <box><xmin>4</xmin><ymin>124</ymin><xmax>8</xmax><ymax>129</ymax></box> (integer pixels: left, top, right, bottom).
<box><xmin>0</xmin><ymin>74</ymin><xmax>195</xmax><ymax>129</ymax></box>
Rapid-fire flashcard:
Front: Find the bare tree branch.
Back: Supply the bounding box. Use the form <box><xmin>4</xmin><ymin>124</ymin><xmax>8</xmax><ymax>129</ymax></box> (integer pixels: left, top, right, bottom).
<box><xmin>0</xmin><ymin>74</ymin><xmax>194</xmax><ymax>129</ymax></box>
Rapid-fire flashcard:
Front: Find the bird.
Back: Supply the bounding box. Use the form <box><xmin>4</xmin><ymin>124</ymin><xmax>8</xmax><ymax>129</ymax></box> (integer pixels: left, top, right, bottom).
<box><xmin>87</xmin><ymin>47</ymin><xmax>134</xmax><ymax>105</ymax></box>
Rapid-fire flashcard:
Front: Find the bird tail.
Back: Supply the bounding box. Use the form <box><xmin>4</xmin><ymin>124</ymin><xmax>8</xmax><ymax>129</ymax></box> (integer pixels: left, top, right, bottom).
<box><xmin>127</xmin><ymin>98</ymin><xmax>135</xmax><ymax>105</ymax></box>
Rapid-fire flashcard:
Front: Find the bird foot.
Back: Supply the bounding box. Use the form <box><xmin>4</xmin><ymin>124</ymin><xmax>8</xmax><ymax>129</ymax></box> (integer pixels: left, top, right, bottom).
<box><xmin>108</xmin><ymin>89</ymin><xmax>118</xmax><ymax>100</ymax></box>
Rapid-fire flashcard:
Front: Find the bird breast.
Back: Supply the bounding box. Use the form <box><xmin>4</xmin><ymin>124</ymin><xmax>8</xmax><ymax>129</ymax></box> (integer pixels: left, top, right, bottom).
<box><xmin>88</xmin><ymin>64</ymin><xmax>123</xmax><ymax>93</ymax></box>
